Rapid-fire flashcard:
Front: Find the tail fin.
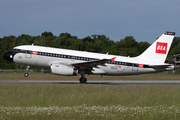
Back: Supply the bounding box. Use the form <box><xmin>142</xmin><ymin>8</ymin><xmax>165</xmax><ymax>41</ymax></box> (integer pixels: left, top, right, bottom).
<box><xmin>136</xmin><ymin>32</ymin><xmax>175</xmax><ymax>63</ymax></box>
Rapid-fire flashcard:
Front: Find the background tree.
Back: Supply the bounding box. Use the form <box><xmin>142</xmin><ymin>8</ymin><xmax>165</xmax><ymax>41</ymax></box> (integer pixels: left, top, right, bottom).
<box><xmin>138</xmin><ymin>42</ymin><xmax>150</xmax><ymax>55</ymax></box>
<box><xmin>41</xmin><ymin>31</ymin><xmax>53</xmax><ymax>37</ymax></box>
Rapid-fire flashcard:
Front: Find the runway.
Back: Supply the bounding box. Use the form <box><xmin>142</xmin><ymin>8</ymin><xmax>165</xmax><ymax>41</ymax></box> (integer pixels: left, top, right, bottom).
<box><xmin>0</xmin><ymin>80</ymin><xmax>180</xmax><ymax>85</ymax></box>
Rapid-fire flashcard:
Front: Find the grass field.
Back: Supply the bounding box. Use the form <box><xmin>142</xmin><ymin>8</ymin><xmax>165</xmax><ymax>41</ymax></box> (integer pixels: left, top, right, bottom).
<box><xmin>0</xmin><ymin>72</ymin><xmax>180</xmax><ymax>80</ymax></box>
<box><xmin>0</xmin><ymin>73</ymin><xmax>180</xmax><ymax>119</ymax></box>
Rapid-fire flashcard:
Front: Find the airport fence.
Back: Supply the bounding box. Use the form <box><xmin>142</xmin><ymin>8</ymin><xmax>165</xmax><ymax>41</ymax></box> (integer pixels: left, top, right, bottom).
<box><xmin>0</xmin><ymin>69</ymin><xmax>51</xmax><ymax>73</ymax></box>
<box><xmin>0</xmin><ymin>69</ymin><xmax>180</xmax><ymax>75</ymax></box>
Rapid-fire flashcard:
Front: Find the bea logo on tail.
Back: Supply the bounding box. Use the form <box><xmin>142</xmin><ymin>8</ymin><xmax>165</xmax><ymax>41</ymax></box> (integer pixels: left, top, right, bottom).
<box><xmin>156</xmin><ymin>42</ymin><xmax>167</xmax><ymax>54</ymax></box>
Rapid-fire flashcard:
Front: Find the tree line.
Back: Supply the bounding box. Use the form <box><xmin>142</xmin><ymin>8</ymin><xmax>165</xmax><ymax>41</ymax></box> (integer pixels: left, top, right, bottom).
<box><xmin>0</xmin><ymin>31</ymin><xmax>180</xmax><ymax>69</ymax></box>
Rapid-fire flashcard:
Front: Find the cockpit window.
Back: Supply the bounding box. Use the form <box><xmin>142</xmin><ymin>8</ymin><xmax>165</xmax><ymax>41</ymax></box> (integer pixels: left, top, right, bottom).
<box><xmin>16</xmin><ymin>49</ymin><xmax>20</xmax><ymax>52</ymax></box>
<box><xmin>10</xmin><ymin>49</ymin><xmax>18</xmax><ymax>52</ymax></box>
<box><xmin>10</xmin><ymin>49</ymin><xmax>15</xmax><ymax>51</ymax></box>
<box><xmin>10</xmin><ymin>49</ymin><xmax>25</xmax><ymax>53</ymax></box>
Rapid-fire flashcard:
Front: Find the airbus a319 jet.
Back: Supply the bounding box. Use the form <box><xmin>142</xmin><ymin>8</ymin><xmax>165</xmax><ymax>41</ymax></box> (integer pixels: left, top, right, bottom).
<box><xmin>3</xmin><ymin>32</ymin><xmax>175</xmax><ymax>83</ymax></box>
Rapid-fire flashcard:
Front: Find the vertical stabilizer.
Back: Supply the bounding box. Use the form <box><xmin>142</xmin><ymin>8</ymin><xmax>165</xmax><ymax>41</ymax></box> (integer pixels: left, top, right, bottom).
<box><xmin>136</xmin><ymin>32</ymin><xmax>175</xmax><ymax>63</ymax></box>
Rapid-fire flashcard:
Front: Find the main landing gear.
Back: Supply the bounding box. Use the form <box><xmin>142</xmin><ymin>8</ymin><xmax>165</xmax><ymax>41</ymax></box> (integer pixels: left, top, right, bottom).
<box><xmin>79</xmin><ymin>77</ymin><xmax>87</xmax><ymax>84</ymax></box>
<box><xmin>24</xmin><ymin>66</ymin><xmax>30</xmax><ymax>77</ymax></box>
<box><xmin>79</xmin><ymin>70</ymin><xmax>87</xmax><ymax>84</ymax></box>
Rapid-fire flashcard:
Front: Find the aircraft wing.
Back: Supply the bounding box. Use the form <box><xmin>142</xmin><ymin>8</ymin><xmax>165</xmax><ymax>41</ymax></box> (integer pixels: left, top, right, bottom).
<box><xmin>71</xmin><ymin>57</ymin><xmax>116</xmax><ymax>68</ymax></box>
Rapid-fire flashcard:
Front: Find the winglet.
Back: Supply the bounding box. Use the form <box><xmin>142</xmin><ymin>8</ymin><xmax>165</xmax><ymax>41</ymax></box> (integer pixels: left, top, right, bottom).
<box><xmin>110</xmin><ymin>57</ymin><xmax>116</xmax><ymax>62</ymax></box>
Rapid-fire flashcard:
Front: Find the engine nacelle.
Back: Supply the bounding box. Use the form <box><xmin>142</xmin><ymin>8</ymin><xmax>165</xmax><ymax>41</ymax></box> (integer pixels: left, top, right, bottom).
<box><xmin>51</xmin><ymin>63</ymin><xmax>78</xmax><ymax>76</ymax></box>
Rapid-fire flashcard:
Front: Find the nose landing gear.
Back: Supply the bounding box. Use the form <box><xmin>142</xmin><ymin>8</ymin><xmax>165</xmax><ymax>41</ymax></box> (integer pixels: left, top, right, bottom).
<box><xmin>24</xmin><ymin>73</ymin><xmax>29</xmax><ymax>77</ymax></box>
<box><xmin>24</xmin><ymin>66</ymin><xmax>30</xmax><ymax>77</ymax></box>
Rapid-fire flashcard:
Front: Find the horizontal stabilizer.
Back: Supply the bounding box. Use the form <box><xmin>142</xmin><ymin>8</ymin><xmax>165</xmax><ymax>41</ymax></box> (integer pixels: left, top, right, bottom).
<box><xmin>148</xmin><ymin>63</ymin><xmax>173</xmax><ymax>68</ymax></box>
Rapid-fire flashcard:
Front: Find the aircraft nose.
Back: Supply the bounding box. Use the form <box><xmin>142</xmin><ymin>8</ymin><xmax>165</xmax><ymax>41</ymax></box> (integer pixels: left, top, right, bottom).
<box><xmin>3</xmin><ymin>51</ymin><xmax>15</xmax><ymax>62</ymax></box>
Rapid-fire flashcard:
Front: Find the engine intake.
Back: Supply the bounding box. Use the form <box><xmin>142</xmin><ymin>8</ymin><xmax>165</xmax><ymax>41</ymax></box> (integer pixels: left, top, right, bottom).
<box><xmin>51</xmin><ymin>63</ymin><xmax>78</xmax><ymax>76</ymax></box>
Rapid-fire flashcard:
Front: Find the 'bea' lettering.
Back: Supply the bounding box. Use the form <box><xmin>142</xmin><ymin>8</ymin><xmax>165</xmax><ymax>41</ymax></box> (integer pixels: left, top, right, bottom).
<box><xmin>155</xmin><ymin>42</ymin><xmax>167</xmax><ymax>54</ymax></box>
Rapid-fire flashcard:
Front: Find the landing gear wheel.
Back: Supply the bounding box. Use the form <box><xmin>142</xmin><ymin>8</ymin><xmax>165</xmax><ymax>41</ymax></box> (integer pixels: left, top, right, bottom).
<box><xmin>24</xmin><ymin>66</ymin><xmax>30</xmax><ymax>77</ymax></box>
<box><xmin>79</xmin><ymin>77</ymin><xmax>87</xmax><ymax>84</ymax></box>
<box><xmin>24</xmin><ymin>73</ymin><xmax>29</xmax><ymax>77</ymax></box>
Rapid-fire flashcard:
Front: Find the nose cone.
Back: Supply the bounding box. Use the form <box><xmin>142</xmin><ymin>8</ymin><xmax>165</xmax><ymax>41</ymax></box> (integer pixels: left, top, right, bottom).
<box><xmin>3</xmin><ymin>51</ymin><xmax>15</xmax><ymax>62</ymax></box>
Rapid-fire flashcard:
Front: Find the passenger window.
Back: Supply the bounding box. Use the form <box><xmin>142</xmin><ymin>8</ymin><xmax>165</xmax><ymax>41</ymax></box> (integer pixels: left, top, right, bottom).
<box><xmin>26</xmin><ymin>50</ymin><xmax>32</xmax><ymax>54</ymax></box>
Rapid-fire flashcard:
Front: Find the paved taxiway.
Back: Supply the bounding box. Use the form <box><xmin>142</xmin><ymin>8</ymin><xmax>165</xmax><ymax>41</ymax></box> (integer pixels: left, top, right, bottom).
<box><xmin>0</xmin><ymin>80</ymin><xmax>180</xmax><ymax>85</ymax></box>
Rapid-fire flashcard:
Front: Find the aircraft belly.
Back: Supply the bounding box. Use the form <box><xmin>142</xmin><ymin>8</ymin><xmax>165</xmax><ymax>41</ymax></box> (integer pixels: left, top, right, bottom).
<box><xmin>100</xmin><ymin>65</ymin><xmax>164</xmax><ymax>76</ymax></box>
<box><xmin>101</xmin><ymin>65</ymin><xmax>133</xmax><ymax>75</ymax></box>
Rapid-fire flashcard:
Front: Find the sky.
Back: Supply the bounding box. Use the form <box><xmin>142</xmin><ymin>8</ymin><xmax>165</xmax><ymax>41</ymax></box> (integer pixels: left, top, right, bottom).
<box><xmin>0</xmin><ymin>0</ymin><xmax>180</xmax><ymax>43</ymax></box>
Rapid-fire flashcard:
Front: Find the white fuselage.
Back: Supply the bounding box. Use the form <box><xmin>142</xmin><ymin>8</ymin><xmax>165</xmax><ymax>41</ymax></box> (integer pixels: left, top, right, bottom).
<box><xmin>12</xmin><ymin>45</ymin><xmax>173</xmax><ymax>75</ymax></box>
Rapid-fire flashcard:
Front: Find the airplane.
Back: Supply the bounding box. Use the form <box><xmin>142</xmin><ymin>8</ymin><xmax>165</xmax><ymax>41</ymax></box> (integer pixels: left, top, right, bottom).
<box><xmin>3</xmin><ymin>32</ymin><xmax>175</xmax><ymax>83</ymax></box>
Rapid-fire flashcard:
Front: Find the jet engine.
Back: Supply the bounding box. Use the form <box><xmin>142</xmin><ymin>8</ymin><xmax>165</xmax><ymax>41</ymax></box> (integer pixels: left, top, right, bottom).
<box><xmin>51</xmin><ymin>63</ymin><xmax>78</xmax><ymax>76</ymax></box>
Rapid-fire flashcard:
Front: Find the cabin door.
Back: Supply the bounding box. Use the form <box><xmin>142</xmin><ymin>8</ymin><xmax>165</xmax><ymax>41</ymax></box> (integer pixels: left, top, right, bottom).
<box><xmin>25</xmin><ymin>45</ymin><xmax>33</xmax><ymax>58</ymax></box>
<box><xmin>132</xmin><ymin>59</ymin><xmax>138</xmax><ymax>71</ymax></box>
